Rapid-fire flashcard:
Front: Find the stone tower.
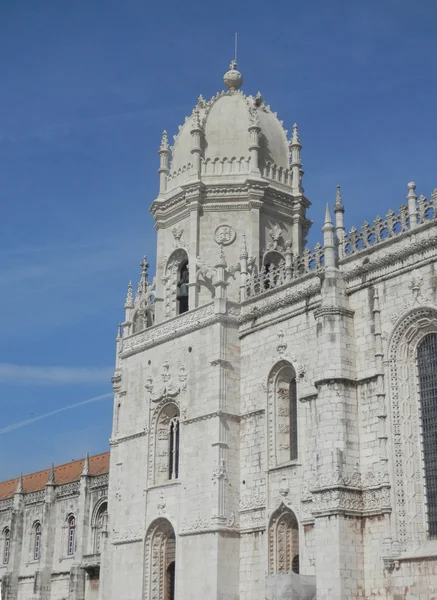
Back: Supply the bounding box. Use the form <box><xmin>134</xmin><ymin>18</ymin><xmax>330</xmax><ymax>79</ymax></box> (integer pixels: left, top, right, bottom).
<box><xmin>101</xmin><ymin>60</ymin><xmax>437</xmax><ymax>600</ymax></box>
<box><xmin>101</xmin><ymin>61</ymin><xmax>313</xmax><ymax>600</ymax></box>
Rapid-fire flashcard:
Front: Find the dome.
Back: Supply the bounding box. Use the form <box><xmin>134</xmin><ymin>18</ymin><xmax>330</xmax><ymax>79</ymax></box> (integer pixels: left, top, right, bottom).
<box><xmin>168</xmin><ymin>66</ymin><xmax>291</xmax><ymax>186</ymax></box>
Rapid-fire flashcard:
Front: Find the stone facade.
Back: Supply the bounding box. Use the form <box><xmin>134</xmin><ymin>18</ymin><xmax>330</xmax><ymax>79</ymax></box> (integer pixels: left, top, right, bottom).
<box><xmin>3</xmin><ymin>62</ymin><xmax>437</xmax><ymax>599</ymax></box>
<box><xmin>0</xmin><ymin>454</ymin><xmax>109</xmax><ymax>600</ymax></box>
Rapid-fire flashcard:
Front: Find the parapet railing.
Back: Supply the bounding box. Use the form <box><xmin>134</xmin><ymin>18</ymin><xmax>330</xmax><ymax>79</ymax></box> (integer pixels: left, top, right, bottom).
<box><xmin>341</xmin><ymin>190</ymin><xmax>437</xmax><ymax>258</ymax></box>
<box><xmin>244</xmin><ymin>244</ymin><xmax>324</xmax><ymax>299</ymax></box>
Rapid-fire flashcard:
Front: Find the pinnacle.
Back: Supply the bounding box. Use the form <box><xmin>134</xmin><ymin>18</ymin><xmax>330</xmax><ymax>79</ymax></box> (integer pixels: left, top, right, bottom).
<box><xmin>16</xmin><ymin>473</ymin><xmax>24</xmax><ymax>494</ymax></box>
<box><xmin>47</xmin><ymin>463</ymin><xmax>56</xmax><ymax>485</ymax></box>
<box><xmin>324</xmin><ymin>203</ymin><xmax>333</xmax><ymax>226</ymax></box>
<box><xmin>82</xmin><ymin>452</ymin><xmax>90</xmax><ymax>476</ymax></box>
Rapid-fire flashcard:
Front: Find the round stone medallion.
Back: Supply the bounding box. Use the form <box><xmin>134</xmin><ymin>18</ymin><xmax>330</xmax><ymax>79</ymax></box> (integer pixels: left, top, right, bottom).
<box><xmin>214</xmin><ymin>224</ymin><xmax>236</xmax><ymax>246</ymax></box>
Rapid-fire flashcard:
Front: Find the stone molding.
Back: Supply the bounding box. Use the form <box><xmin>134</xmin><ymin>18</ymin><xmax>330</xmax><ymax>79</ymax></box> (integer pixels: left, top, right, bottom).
<box><xmin>179</xmin><ymin>513</ymin><xmax>238</xmax><ymax>536</ymax></box>
<box><xmin>181</xmin><ymin>410</ymin><xmax>240</xmax><ymax>425</ymax></box>
<box><xmin>110</xmin><ymin>430</ymin><xmax>147</xmax><ymax>446</ymax></box>
<box><xmin>121</xmin><ymin>303</ymin><xmax>240</xmax><ymax>358</ymax></box>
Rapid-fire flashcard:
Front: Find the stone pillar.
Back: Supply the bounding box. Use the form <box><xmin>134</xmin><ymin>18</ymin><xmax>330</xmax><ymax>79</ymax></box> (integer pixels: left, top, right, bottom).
<box><xmin>334</xmin><ymin>185</ymin><xmax>345</xmax><ymax>258</ymax></box>
<box><xmin>248</xmin><ymin>120</ymin><xmax>261</xmax><ymax>174</ymax></box>
<box><xmin>312</xmin><ymin>234</ymin><xmax>363</xmax><ymax>598</ymax></box>
<box><xmin>158</xmin><ymin>131</ymin><xmax>170</xmax><ymax>196</ymax></box>
<box><xmin>190</xmin><ymin>110</ymin><xmax>202</xmax><ymax>176</ymax></box>
<box><xmin>407</xmin><ymin>181</ymin><xmax>418</xmax><ymax>229</ymax></box>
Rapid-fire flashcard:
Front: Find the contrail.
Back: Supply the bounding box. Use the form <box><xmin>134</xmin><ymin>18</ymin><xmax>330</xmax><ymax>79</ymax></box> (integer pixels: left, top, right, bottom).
<box><xmin>0</xmin><ymin>392</ymin><xmax>112</xmax><ymax>435</ymax></box>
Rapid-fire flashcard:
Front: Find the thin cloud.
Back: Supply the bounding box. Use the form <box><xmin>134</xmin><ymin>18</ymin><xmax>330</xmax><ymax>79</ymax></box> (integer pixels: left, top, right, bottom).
<box><xmin>0</xmin><ymin>392</ymin><xmax>112</xmax><ymax>434</ymax></box>
<box><xmin>0</xmin><ymin>363</ymin><xmax>112</xmax><ymax>385</ymax></box>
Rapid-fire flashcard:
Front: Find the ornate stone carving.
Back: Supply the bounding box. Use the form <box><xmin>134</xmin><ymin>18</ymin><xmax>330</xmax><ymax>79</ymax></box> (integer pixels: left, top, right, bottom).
<box><xmin>214</xmin><ymin>224</ymin><xmax>236</xmax><ymax>246</ymax></box>
<box><xmin>212</xmin><ymin>459</ymin><xmax>227</xmax><ymax>482</ymax></box>
<box><xmin>273</xmin><ymin>330</ymin><xmax>305</xmax><ymax>378</ymax></box>
<box><xmin>239</xmin><ymin>488</ymin><xmax>265</xmax><ymax>511</ymax></box>
<box><xmin>145</xmin><ymin>362</ymin><xmax>187</xmax><ymax>403</ymax></box>
<box><xmin>388</xmin><ymin>308</ymin><xmax>437</xmax><ymax>550</ymax></box>
<box><xmin>239</xmin><ymin>508</ymin><xmax>266</xmax><ymax>530</ymax></box>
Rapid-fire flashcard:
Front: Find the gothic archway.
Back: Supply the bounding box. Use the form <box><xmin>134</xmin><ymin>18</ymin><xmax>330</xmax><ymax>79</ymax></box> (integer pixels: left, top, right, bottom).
<box><xmin>143</xmin><ymin>518</ymin><xmax>176</xmax><ymax>600</ymax></box>
<box><xmin>268</xmin><ymin>504</ymin><xmax>300</xmax><ymax>575</ymax></box>
<box><xmin>163</xmin><ymin>249</ymin><xmax>189</xmax><ymax>318</ymax></box>
<box><xmin>388</xmin><ymin>307</ymin><xmax>437</xmax><ymax>550</ymax></box>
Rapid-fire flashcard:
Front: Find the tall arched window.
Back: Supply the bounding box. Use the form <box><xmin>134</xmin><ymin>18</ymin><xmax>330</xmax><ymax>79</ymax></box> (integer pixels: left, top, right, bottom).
<box><xmin>268</xmin><ymin>504</ymin><xmax>299</xmax><ymax>575</ymax></box>
<box><xmin>3</xmin><ymin>527</ymin><xmax>10</xmax><ymax>564</ymax></box>
<box><xmin>164</xmin><ymin>249</ymin><xmax>189</xmax><ymax>319</ymax></box>
<box><xmin>169</xmin><ymin>416</ymin><xmax>180</xmax><ymax>480</ymax></box>
<box><xmin>34</xmin><ymin>523</ymin><xmax>42</xmax><ymax>560</ymax></box>
<box><xmin>417</xmin><ymin>332</ymin><xmax>437</xmax><ymax>538</ymax></box>
<box><xmin>155</xmin><ymin>404</ymin><xmax>180</xmax><ymax>484</ymax></box>
<box><xmin>268</xmin><ymin>362</ymin><xmax>298</xmax><ymax>467</ymax></box>
<box><xmin>93</xmin><ymin>501</ymin><xmax>108</xmax><ymax>554</ymax></box>
<box><xmin>67</xmin><ymin>515</ymin><xmax>76</xmax><ymax>555</ymax></box>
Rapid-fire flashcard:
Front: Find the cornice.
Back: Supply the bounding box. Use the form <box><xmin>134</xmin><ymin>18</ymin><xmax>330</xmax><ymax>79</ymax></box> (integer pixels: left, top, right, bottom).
<box><xmin>110</xmin><ymin>430</ymin><xmax>147</xmax><ymax>446</ymax></box>
<box><xmin>182</xmin><ymin>410</ymin><xmax>240</xmax><ymax>425</ymax></box>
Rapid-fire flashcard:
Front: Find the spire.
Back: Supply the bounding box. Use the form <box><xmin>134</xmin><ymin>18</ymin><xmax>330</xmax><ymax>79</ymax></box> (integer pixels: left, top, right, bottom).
<box><xmin>136</xmin><ymin>256</ymin><xmax>149</xmax><ymax>299</ymax></box>
<box><xmin>124</xmin><ymin>281</ymin><xmax>134</xmax><ymax>309</ymax></box>
<box><xmin>82</xmin><ymin>452</ymin><xmax>90</xmax><ymax>476</ymax></box>
<box><xmin>15</xmin><ymin>473</ymin><xmax>24</xmax><ymax>494</ymax></box>
<box><xmin>47</xmin><ymin>463</ymin><xmax>56</xmax><ymax>485</ymax></box>
<box><xmin>323</xmin><ymin>203</ymin><xmax>333</xmax><ymax>227</ymax></box>
<box><xmin>159</xmin><ymin>130</ymin><xmax>169</xmax><ymax>152</ymax></box>
<box><xmin>290</xmin><ymin>123</ymin><xmax>301</xmax><ymax>148</ymax></box>
<box><xmin>334</xmin><ymin>185</ymin><xmax>344</xmax><ymax>212</ymax></box>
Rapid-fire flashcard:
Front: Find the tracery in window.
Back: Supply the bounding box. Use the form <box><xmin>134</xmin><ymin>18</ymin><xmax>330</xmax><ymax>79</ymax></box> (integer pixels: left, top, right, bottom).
<box><xmin>268</xmin><ymin>504</ymin><xmax>300</xmax><ymax>575</ymax></box>
<box><xmin>417</xmin><ymin>332</ymin><xmax>437</xmax><ymax>538</ymax></box>
<box><xmin>3</xmin><ymin>527</ymin><xmax>10</xmax><ymax>564</ymax></box>
<box><xmin>67</xmin><ymin>515</ymin><xmax>76</xmax><ymax>556</ymax></box>
<box><xmin>268</xmin><ymin>361</ymin><xmax>298</xmax><ymax>467</ymax></box>
<box><xmin>93</xmin><ymin>501</ymin><xmax>108</xmax><ymax>554</ymax></box>
<box><xmin>155</xmin><ymin>404</ymin><xmax>180</xmax><ymax>484</ymax></box>
<box><xmin>144</xmin><ymin>518</ymin><xmax>176</xmax><ymax>600</ymax></box>
<box><xmin>34</xmin><ymin>522</ymin><xmax>42</xmax><ymax>560</ymax></box>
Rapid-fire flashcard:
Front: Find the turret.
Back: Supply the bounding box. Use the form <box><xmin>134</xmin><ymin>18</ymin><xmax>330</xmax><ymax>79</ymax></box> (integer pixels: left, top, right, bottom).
<box><xmin>158</xmin><ymin>130</ymin><xmax>170</xmax><ymax>195</ymax></box>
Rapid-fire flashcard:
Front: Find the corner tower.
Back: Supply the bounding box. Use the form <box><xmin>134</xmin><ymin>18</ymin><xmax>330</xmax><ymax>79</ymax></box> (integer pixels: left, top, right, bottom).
<box><xmin>151</xmin><ymin>61</ymin><xmax>311</xmax><ymax>322</ymax></box>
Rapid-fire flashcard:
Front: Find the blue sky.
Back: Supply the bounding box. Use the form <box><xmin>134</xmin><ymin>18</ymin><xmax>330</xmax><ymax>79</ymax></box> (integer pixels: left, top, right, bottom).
<box><xmin>0</xmin><ymin>0</ymin><xmax>436</xmax><ymax>480</ymax></box>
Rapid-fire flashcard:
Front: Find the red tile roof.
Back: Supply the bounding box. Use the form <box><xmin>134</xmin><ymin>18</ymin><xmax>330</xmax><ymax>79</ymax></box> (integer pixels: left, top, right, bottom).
<box><xmin>0</xmin><ymin>452</ymin><xmax>110</xmax><ymax>501</ymax></box>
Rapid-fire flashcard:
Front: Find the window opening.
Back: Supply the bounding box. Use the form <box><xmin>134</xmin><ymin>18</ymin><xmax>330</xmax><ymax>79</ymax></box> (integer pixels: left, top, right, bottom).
<box><xmin>417</xmin><ymin>332</ymin><xmax>437</xmax><ymax>538</ymax></box>
<box><xmin>176</xmin><ymin>261</ymin><xmax>189</xmax><ymax>314</ymax></box>
<box><xmin>3</xmin><ymin>528</ymin><xmax>10</xmax><ymax>564</ymax></box>
<box><xmin>67</xmin><ymin>516</ymin><xmax>76</xmax><ymax>555</ymax></box>
<box><xmin>169</xmin><ymin>417</ymin><xmax>180</xmax><ymax>480</ymax></box>
<box><xmin>34</xmin><ymin>523</ymin><xmax>42</xmax><ymax>560</ymax></box>
<box><xmin>289</xmin><ymin>379</ymin><xmax>298</xmax><ymax>461</ymax></box>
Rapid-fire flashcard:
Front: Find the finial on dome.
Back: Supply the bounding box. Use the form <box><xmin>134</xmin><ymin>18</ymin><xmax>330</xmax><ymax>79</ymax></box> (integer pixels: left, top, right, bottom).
<box><xmin>224</xmin><ymin>59</ymin><xmax>243</xmax><ymax>92</ymax></box>
<box><xmin>334</xmin><ymin>185</ymin><xmax>344</xmax><ymax>212</ymax></box>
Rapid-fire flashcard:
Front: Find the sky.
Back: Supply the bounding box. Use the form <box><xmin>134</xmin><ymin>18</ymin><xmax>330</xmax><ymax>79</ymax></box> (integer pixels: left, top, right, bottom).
<box><xmin>0</xmin><ymin>0</ymin><xmax>436</xmax><ymax>480</ymax></box>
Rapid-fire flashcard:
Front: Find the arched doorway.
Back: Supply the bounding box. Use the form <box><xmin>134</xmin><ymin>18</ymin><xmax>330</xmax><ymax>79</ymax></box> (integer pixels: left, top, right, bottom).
<box><xmin>268</xmin><ymin>504</ymin><xmax>300</xmax><ymax>575</ymax></box>
<box><xmin>144</xmin><ymin>518</ymin><xmax>176</xmax><ymax>600</ymax></box>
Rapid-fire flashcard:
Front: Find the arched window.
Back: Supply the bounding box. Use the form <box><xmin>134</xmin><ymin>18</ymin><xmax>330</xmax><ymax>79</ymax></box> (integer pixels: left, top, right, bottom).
<box><xmin>34</xmin><ymin>523</ymin><xmax>42</xmax><ymax>560</ymax></box>
<box><xmin>155</xmin><ymin>404</ymin><xmax>180</xmax><ymax>484</ymax></box>
<box><xmin>268</xmin><ymin>505</ymin><xmax>299</xmax><ymax>575</ymax></box>
<box><xmin>417</xmin><ymin>332</ymin><xmax>437</xmax><ymax>538</ymax></box>
<box><xmin>3</xmin><ymin>527</ymin><xmax>10</xmax><ymax>564</ymax></box>
<box><xmin>67</xmin><ymin>515</ymin><xmax>76</xmax><ymax>555</ymax></box>
<box><xmin>144</xmin><ymin>519</ymin><xmax>176</xmax><ymax>600</ymax></box>
<box><xmin>268</xmin><ymin>362</ymin><xmax>298</xmax><ymax>467</ymax></box>
<box><xmin>93</xmin><ymin>501</ymin><xmax>108</xmax><ymax>554</ymax></box>
<box><xmin>164</xmin><ymin>249</ymin><xmax>189</xmax><ymax>319</ymax></box>
<box><xmin>176</xmin><ymin>260</ymin><xmax>189</xmax><ymax>315</ymax></box>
